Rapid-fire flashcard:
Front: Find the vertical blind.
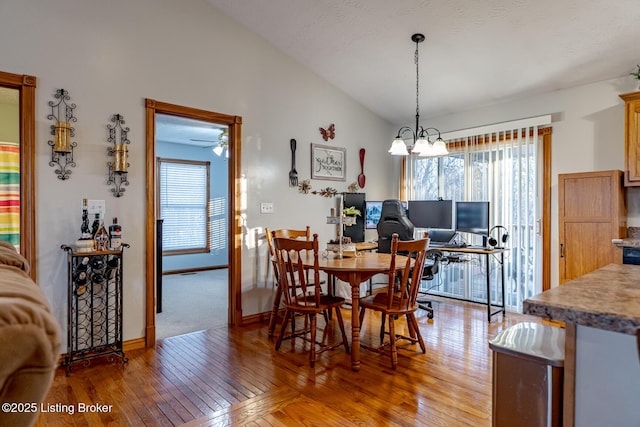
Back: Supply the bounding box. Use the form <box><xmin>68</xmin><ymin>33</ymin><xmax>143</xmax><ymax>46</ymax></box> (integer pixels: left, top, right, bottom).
<box><xmin>410</xmin><ymin>116</ymin><xmax>549</xmax><ymax>311</ymax></box>
<box><xmin>159</xmin><ymin>159</ymin><xmax>210</xmax><ymax>253</ymax></box>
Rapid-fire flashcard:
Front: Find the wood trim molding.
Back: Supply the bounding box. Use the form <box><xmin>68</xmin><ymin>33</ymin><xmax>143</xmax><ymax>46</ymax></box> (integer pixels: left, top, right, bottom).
<box><xmin>0</xmin><ymin>71</ymin><xmax>37</xmax><ymax>282</ymax></box>
<box><xmin>144</xmin><ymin>99</ymin><xmax>242</xmax><ymax>347</ymax></box>
<box><xmin>542</xmin><ymin>131</ymin><xmax>552</xmax><ymax>291</ymax></box>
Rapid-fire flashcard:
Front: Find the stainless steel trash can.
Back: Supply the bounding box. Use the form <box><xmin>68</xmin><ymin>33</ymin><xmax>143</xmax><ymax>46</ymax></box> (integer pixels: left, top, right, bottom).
<box><xmin>489</xmin><ymin>322</ymin><xmax>565</xmax><ymax>427</ymax></box>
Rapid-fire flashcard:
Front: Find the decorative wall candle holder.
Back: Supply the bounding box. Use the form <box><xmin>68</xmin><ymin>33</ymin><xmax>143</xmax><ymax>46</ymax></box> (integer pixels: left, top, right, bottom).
<box><xmin>47</xmin><ymin>88</ymin><xmax>77</xmax><ymax>180</ymax></box>
<box><xmin>107</xmin><ymin>114</ymin><xmax>130</xmax><ymax>197</ymax></box>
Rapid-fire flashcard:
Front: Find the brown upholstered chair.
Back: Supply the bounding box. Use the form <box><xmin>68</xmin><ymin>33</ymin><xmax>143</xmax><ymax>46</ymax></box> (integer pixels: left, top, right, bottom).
<box><xmin>358</xmin><ymin>233</ymin><xmax>429</xmax><ymax>369</ymax></box>
<box><xmin>272</xmin><ymin>234</ymin><xmax>349</xmax><ymax>367</ymax></box>
<box><xmin>265</xmin><ymin>226</ymin><xmax>311</xmax><ymax>337</ymax></box>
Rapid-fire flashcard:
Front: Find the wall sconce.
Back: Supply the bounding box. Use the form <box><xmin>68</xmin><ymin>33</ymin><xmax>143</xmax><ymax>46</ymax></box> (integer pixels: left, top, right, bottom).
<box><xmin>47</xmin><ymin>88</ymin><xmax>77</xmax><ymax>180</ymax></box>
<box><xmin>107</xmin><ymin>114</ymin><xmax>130</xmax><ymax>197</ymax></box>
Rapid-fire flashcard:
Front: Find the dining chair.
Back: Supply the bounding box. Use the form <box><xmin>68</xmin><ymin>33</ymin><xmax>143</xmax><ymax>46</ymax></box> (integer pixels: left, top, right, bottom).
<box><xmin>272</xmin><ymin>234</ymin><xmax>350</xmax><ymax>367</ymax></box>
<box><xmin>358</xmin><ymin>233</ymin><xmax>429</xmax><ymax>370</ymax></box>
<box><xmin>265</xmin><ymin>226</ymin><xmax>313</xmax><ymax>337</ymax></box>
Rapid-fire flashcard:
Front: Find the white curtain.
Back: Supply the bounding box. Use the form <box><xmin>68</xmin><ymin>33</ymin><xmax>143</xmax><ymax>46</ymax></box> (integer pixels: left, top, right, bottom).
<box><xmin>409</xmin><ymin>116</ymin><xmax>549</xmax><ymax>311</ymax></box>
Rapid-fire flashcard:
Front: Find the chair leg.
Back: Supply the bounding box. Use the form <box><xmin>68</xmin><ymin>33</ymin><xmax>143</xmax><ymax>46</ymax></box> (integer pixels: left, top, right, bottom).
<box><xmin>334</xmin><ymin>306</ymin><xmax>350</xmax><ymax>353</ymax></box>
<box><xmin>379</xmin><ymin>314</ymin><xmax>386</xmax><ymax>345</ymax></box>
<box><xmin>388</xmin><ymin>315</ymin><xmax>397</xmax><ymax>370</ymax></box>
<box><xmin>275</xmin><ymin>309</ymin><xmax>290</xmax><ymax>350</ymax></box>
<box><xmin>268</xmin><ymin>284</ymin><xmax>283</xmax><ymax>337</ymax></box>
<box><xmin>309</xmin><ymin>314</ymin><xmax>317</xmax><ymax>368</ymax></box>
<box><xmin>406</xmin><ymin>314</ymin><xmax>416</xmax><ymax>340</ymax></box>
<box><xmin>409</xmin><ymin>313</ymin><xmax>426</xmax><ymax>353</ymax></box>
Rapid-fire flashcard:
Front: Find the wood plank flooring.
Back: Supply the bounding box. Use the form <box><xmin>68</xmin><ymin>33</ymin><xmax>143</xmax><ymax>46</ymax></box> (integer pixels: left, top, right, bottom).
<box><xmin>35</xmin><ymin>298</ymin><xmax>546</xmax><ymax>426</ymax></box>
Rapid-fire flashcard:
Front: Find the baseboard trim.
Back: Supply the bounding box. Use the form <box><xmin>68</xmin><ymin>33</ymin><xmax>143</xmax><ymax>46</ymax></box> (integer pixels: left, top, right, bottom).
<box><xmin>241</xmin><ymin>311</ymin><xmax>272</xmax><ymax>326</ymax></box>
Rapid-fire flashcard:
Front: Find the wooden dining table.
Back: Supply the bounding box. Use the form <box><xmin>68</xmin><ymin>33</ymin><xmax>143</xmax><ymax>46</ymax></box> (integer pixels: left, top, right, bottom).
<box><xmin>300</xmin><ymin>251</ymin><xmax>411</xmax><ymax>371</ymax></box>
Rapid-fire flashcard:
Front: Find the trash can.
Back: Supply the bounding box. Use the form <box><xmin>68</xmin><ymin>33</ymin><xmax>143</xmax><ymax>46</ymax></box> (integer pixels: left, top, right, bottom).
<box><xmin>489</xmin><ymin>322</ymin><xmax>565</xmax><ymax>427</ymax></box>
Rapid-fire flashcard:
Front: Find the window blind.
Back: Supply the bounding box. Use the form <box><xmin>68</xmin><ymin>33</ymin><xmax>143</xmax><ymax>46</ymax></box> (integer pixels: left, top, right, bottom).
<box><xmin>159</xmin><ymin>159</ymin><xmax>210</xmax><ymax>253</ymax></box>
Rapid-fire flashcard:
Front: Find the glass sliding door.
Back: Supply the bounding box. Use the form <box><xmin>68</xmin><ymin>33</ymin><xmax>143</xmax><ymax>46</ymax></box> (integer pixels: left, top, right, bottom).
<box><xmin>408</xmin><ymin>126</ymin><xmax>543</xmax><ymax>312</ymax></box>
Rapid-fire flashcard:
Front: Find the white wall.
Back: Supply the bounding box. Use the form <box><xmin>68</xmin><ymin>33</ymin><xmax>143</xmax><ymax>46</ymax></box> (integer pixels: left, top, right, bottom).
<box><xmin>426</xmin><ymin>77</ymin><xmax>639</xmax><ymax>288</ymax></box>
<box><xmin>0</xmin><ymin>0</ymin><xmax>396</xmax><ymax>346</ymax></box>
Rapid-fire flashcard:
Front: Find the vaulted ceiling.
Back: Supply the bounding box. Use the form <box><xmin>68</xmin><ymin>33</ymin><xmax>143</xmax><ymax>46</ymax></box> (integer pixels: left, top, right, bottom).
<box><xmin>206</xmin><ymin>0</ymin><xmax>640</xmax><ymax>125</ymax></box>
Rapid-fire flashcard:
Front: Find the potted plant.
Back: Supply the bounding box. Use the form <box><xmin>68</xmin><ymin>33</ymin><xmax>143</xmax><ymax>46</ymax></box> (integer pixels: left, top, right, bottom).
<box><xmin>630</xmin><ymin>65</ymin><xmax>640</xmax><ymax>88</ymax></box>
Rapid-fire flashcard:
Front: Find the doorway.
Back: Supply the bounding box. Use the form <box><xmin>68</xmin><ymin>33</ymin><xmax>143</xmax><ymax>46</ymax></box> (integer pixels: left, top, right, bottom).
<box><xmin>144</xmin><ymin>99</ymin><xmax>242</xmax><ymax>347</ymax></box>
<box><xmin>154</xmin><ymin>114</ymin><xmax>229</xmax><ymax>339</ymax></box>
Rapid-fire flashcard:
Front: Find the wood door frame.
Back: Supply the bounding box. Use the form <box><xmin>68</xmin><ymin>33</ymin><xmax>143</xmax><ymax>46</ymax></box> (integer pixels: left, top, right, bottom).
<box><xmin>144</xmin><ymin>99</ymin><xmax>242</xmax><ymax>347</ymax></box>
<box><xmin>0</xmin><ymin>71</ymin><xmax>37</xmax><ymax>281</ymax></box>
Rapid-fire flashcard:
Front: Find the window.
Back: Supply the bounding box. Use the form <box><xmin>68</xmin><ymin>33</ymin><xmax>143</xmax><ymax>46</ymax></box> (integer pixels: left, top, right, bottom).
<box><xmin>408</xmin><ymin>123</ymin><xmax>547</xmax><ymax>312</ymax></box>
<box><xmin>158</xmin><ymin>158</ymin><xmax>210</xmax><ymax>254</ymax></box>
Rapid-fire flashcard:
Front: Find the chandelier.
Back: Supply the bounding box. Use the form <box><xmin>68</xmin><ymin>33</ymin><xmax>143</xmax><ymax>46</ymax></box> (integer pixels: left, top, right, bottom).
<box><xmin>388</xmin><ymin>33</ymin><xmax>448</xmax><ymax>157</ymax></box>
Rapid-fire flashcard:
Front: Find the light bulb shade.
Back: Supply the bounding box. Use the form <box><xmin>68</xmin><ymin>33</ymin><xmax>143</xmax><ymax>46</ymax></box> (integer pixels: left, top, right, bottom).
<box><xmin>388</xmin><ymin>138</ymin><xmax>409</xmax><ymax>155</ymax></box>
<box><xmin>431</xmin><ymin>138</ymin><xmax>449</xmax><ymax>156</ymax></box>
<box><xmin>213</xmin><ymin>145</ymin><xmax>224</xmax><ymax>156</ymax></box>
<box><xmin>413</xmin><ymin>137</ymin><xmax>429</xmax><ymax>154</ymax></box>
<box><xmin>418</xmin><ymin>142</ymin><xmax>435</xmax><ymax>157</ymax></box>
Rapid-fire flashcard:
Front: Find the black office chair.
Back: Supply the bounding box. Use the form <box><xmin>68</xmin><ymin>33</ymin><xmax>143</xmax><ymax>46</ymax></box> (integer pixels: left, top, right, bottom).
<box><xmin>417</xmin><ymin>248</ymin><xmax>445</xmax><ymax>320</ymax></box>
<box><xmin>376</xmin><ymin>199</ymin><xmax>414</xmax><ymax>253</ymax></box>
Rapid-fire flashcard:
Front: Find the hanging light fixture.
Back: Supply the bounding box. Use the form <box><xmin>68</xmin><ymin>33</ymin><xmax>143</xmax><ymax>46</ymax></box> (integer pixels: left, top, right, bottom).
<box><xmin>389</xmin><ymin>33</ymin><xmax>448</xmax><ymax>157</ymax></box>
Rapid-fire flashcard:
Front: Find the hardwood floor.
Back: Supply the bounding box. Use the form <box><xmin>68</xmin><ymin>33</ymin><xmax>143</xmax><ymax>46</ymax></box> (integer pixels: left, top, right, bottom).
<box><xmin>35</xmin><ymin>298</ymin><xmax>545</xmax><ymax>426</ymax></box>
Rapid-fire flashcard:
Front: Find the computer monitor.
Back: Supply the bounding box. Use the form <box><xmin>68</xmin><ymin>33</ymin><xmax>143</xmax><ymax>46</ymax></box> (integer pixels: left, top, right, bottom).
<box><xmin>365</xmin><ymin>200</ymin><xmax>407</xmax><ymax>229</ymax></box>
<box><xmin>455</xmin><ymin>201</ymin><xmax>490</xmax><ymax>236</ymax></box>
<box><xmin>407</xmin><ymin>200</ymin><xmax>453</xmax><ymax>230</ymax></box>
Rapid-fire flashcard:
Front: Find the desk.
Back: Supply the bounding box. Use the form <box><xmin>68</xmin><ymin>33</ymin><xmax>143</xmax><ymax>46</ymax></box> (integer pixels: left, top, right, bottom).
<box><xmin>430</xmin><ymin>246</ymin><xmax>507</xmax><ymax>322</ymax></box>
<box><xmin>302</xmin><ymin>252</ymin><xmax>410</xmax><ymax>372</ymax></box>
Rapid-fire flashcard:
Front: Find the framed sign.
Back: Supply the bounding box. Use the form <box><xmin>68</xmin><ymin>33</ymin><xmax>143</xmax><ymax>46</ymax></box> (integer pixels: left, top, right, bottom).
<box><xmin>311</xmin><ymin>143</ymin><xmax>346</xmax><ymax>181</ymax></box>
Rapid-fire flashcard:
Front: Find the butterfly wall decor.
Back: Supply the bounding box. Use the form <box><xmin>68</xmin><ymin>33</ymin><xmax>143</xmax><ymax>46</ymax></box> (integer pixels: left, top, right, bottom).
<box><xmin>319</xmin><ymin>123</ymin><xmax>335</xmax><ymax>141</ymax></box>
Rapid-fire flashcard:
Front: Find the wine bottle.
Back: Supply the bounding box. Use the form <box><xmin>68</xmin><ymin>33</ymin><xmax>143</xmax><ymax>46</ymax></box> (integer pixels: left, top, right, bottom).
<box><xmin>91</xmin><ymin>213</ymin><xmax>100</xmax><ymax>237</ymax></box>
<box><xmin>109</xmin><ymin>217</ymin><xmax>122</xmax><ymax>250</ymax></box>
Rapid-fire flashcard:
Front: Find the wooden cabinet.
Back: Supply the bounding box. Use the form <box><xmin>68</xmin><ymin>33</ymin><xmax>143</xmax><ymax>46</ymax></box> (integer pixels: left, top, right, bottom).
<box><xmin>61</xmin><ymin>244</ymin><xmax>129</xmax><ymax>374</ymax></box>
<box><xmin>619</xmin><ymin>91</ymin><xmax>640</xmax><ymax>186</ymax></box>
<box><xmin>558</xmin><ymin>170</ymin><xmax>626</xmax><ymax>284</ymax></box>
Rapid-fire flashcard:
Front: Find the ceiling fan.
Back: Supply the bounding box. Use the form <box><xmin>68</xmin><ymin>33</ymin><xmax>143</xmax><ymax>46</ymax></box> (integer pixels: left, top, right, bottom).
<box><xmin>190</xmin><ymin>128</ymin><xmax>229</xmax><ymax>157</ymax></box>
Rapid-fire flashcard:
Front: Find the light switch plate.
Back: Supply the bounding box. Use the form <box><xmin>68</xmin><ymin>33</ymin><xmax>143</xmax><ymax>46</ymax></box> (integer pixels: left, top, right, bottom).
<box><xmin>87</xmin><ymin>199</ymin><xmax>106</xmax><ymax>219</ymax></box>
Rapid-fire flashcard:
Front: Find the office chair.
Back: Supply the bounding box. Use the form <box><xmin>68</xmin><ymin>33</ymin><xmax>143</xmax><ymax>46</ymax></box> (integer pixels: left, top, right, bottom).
<box><xmin>417</xmin><ymin>248</ymin><xmax>445</xmax><ymax>320</ymax></box>
<box><xmin>376</xmin><ymin>199</ymin><xmax>414</xmax><ymax>254</ymax></box>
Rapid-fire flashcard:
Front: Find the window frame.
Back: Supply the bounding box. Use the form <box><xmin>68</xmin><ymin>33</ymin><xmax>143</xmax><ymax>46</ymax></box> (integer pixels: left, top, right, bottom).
<box><xmin>157</xmin><ymin>157</ymin><xmax>211</xmax><ymax>255</ymax></box>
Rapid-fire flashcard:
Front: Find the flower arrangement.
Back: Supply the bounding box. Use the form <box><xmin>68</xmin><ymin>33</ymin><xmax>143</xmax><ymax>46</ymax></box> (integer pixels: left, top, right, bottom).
<box><xmin>342</xmin><ymin>206</ymin><xmax>361</xmax><ymax>216</ymax></box>
<box><xmin>630</xmin><ymin>64</ymin><xmax>640</xmax><ymax>81</ymax></box>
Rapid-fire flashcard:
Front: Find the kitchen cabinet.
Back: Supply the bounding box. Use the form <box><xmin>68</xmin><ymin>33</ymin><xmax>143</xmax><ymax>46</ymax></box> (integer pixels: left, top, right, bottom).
<box><xmin>61</xmin><ymin>244</ymin><xmax>129</xmax><ymax>374</ymax></box>
<box><xmin>558</xmin><ymin>170</ymin><xmax>625</xmax><ymax>283</ymax></box>
<box><xmin>619</xmin><ymin>91</ymin><xmax>640</xmax><ymax>186</ymax></box>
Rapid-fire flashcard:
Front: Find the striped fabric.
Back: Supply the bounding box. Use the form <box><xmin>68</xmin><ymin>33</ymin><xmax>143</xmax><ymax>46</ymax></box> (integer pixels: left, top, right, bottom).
<box><xmin>0</xmin><ymin>142</ymin><xmax>20</xmax><ymax>249</ymax></box>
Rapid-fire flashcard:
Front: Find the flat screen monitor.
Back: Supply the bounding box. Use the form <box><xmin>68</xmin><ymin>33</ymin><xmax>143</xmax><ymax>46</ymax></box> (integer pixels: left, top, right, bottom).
<box><xmin>455</xmin><ymin>201</ymin><xmax>490</xmax><ymax>235</ymax></box>
<box><xmin>365</xmin><ymin>200</ymin><xmax>407</xmax><ymax>229</ymax></box>
<box><xmin>407</xmin><ymin>200</ymin><xmax>453</xmax><ymax>230</ymax></box>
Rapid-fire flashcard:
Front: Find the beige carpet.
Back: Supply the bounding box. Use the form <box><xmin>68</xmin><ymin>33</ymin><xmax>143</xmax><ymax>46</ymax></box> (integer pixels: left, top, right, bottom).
<box><xmin>156</xmin><ymin>269</ymin><xmax>228</xmax><ymax>340</ymax></box>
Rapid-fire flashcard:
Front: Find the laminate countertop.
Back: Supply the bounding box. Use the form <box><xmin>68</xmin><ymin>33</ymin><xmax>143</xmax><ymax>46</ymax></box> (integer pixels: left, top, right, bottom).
<box><xmin>523</xmin><ymin>263</ymin><xmax>640</xmax><ymax>335</ymax></box>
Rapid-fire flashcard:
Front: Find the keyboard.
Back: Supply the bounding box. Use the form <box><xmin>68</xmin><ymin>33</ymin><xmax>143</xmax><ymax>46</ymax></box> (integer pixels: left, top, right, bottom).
<box><xmin>430</xmin><ymin>242</ymin><xmax>467</xmax><ymax>248</ymax></box>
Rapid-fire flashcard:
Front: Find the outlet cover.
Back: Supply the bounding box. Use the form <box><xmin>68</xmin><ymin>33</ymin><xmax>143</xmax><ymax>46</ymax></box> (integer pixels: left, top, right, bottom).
<box><xmin>260</xmin><ymin>202</ymin><xmax>274</xmax><ymax>214</ymax></box>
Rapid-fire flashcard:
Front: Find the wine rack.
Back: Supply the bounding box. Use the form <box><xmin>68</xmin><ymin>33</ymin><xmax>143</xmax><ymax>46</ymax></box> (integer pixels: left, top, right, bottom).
<box><xmin>61</xmin><ymin>244</ymin><xmax>129</xmax><ymax>375</ymax></box>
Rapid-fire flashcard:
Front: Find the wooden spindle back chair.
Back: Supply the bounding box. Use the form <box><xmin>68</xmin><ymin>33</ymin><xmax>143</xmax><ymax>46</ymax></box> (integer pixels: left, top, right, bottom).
<box><xmin>358</xmin><ymin>233</ymin><xmax>429</xmax><ymax>369</ymax></box>
<box><xmin>265</xmin><ymin>226</ymin><xmax>311</xmax><ymax>336</ymax></box>
<box><xmin>272</xmin><ymin>234</ymin><xmax>349</xmax><ymax>367</ymax></box>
